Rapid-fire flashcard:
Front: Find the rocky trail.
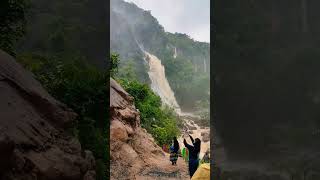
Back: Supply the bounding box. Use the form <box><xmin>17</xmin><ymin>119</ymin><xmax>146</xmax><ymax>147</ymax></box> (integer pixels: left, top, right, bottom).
<box><xmin>135</xmin><ymin>153</ymin><xmax>189</xmax><ymax>180</ymax></box>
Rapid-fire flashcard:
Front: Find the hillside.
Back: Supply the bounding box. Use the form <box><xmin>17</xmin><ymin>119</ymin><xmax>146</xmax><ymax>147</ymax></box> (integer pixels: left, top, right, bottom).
<box><xmin>110</xmin><ymin>0</ymin><xmax>210</xmax><ymax>111</ymax></box>
<box><xmin>0</xmin><ymin>50</ymin><xmax>95</xmax><ymax>180</ymax></box>
<box><xmin>110</xmin><ymin>78</ymin><xmax>189</xmax><ymax>180</ymax></box>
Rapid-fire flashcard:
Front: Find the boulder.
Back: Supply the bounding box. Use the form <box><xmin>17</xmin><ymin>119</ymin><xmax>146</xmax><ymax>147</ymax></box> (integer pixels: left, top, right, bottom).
<box><xmin>110</xmin><ymin>78</ymin><xmax>140</xmax><ymax>127</ymax></box>
<box><xmin>0</xmin><ymin>50</ymin><xmax>94</xmax><ymax>179</ymax></box>
<box><xmin>110</xmin><ymin>120</ymin><xmax>128</xmax><ymax>142</ymax></box>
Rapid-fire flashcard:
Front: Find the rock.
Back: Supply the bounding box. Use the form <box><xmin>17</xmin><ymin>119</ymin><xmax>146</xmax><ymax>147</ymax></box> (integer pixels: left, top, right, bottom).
<box><xmin>110</xmin><ymin>120</ymin><xmax>128</xmax><ymax>142</ymax></box>
<box><xmin>110</xmin><ymin>78</ymin><xmax>188</xmax><ymax>179</ymax></box>
<box><xmin>84</xmin><ymin>150</ymin><xmax>96</xmax><ymax>171</ymax></box>
<box><xmin>120</xmin><ymin>143</ymin><xmax>138</xmax><ymax>163</ymax></box>
<box><xmin>83</xmin><ymin>170</ymin><xmax>96</xmax><ymax>180</ymax></box>
<box><xmin>110</xmin><ymin>78</ymin><xmax>140</xmax><ymax>128</ymax></box>
<box><xmin>0</xmin><ymin>50</ymin><xmax>94</xmax><ymax>179</ymax></box>
<box><xmin>0</xmin><ymin>135</ymin><xmax>15</xmax><ymax>173</ymax></box>
<box><xmin>202</xmin><ymin>132</ymin><xmax>210</xmax><ymax>142</ymax></box>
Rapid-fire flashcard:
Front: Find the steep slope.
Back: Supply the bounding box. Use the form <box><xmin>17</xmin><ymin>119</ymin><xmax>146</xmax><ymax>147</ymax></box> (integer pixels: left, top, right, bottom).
<box><xmin>111</xmin><ymin>0</ymin><xmax>210</xmax><ymax>110</ymax></box>
<box><xmin>0</xmin><ymin>50</ymin><xmax>95</xmax><ymax>180</ymax></box>
<box><xmin>110</xmin><ymin>78</ymin><xmax>189</xmax><ymax>180</ymax></box>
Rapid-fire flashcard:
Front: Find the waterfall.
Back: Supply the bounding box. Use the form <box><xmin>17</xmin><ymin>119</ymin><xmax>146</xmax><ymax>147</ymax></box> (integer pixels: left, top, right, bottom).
<box><xmin>144</xmin><ymin>51</ymin><xmax>181</xmax><ymax>113</ymax></box>
<box><xmin>173</xmin><ymin>47</ymin><xmax>177</xmax><ymax>59</ymax></box>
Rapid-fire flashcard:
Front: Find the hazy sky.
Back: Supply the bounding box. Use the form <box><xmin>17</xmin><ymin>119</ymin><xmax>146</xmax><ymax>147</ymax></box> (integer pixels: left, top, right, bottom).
<box><xmin>124</xmin><ymin>0</ymin><xmax>210</xmax><ymax>43</ymax></box>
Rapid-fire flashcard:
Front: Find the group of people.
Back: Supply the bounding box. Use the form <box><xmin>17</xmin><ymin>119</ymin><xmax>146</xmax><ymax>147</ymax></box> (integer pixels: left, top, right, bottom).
<box><xmin>168</xmin><ymin>134</ymin><xmax>203</xmax><ymax>178</ymax></box>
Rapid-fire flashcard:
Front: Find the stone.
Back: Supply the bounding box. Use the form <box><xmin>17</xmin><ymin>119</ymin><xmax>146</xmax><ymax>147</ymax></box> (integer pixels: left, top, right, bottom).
<box><xmin>83</xmin><ymin>170</ymin><xmax>96</xmax><ymax>180</ymax></box>
<box><xmin>110</xmin><ymin>78</ymin><xmax>188</xmax><ymax>179</ymax></box>
<box><xmin>0</xmin><ymin>50</ymin><xmax>94</xmax><ymax>179</ymax></box>
<box><xmin>110</xmin><ymin>120</ymin><xmax>128</xmax><ymax>142</ymax></box>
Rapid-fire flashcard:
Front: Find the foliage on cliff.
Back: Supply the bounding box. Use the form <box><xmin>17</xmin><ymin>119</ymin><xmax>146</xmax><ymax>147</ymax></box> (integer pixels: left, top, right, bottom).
<box><xmin>110</xmin><ymin>0</ymin><xmax>210</xmax><ymax>110</ymax></box>
<box><xmin>0</xmin><ymin>0</ymin><xmax>29</xmax><ymax>56</ymax></box>
<box><xmin>17</xmin><ymin>53</ymin><xmax>108</xmax><ymax>180</ymax></box>
<box><xmin>17</xmin><ymin>0</ymin><xmax>109</xmax><ymax>67</ymax></box>
<box><xmin>2</xmin><ymin>0</ymin><xmax>110</xmax><ymax>179</ymax></box>
<box><xmin>111</xmin><ymin>53</ymin><xmax>181</xmax><ymax>145</ymax></box>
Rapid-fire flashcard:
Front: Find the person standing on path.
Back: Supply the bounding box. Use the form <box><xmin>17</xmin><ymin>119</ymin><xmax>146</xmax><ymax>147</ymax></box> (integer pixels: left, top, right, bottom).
<box><xmin>184</xmin><ymin>134</ymin><xmax>201</xmax><ymax>178</ymax></box>
<box><xmin>170</xmin><ymin>137</ymin><xmax>180</xmax><ymax>165</ymax></box>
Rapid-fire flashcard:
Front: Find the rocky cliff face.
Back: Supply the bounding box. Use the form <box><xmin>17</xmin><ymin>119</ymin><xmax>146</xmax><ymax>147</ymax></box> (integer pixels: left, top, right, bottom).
<box><xmin>0</xmin><ymin>50</ymin><xmax>95</xmax><ymax>180</ymax></box>
<box><xmin>110</xmin><ymin>78</ymin><xmax>188</xmax><ymax>180</ymax></box>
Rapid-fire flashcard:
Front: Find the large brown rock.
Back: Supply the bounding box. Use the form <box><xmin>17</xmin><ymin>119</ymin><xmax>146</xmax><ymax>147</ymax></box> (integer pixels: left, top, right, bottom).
<box><xmin>0</xmin><ymin>50</ymin><xmax>94</xmax><ymax>179</ymax></box>
<box><xmin>110</xmin><ymin>78</ymin><xmax>189</xmax><ymax>180</ymax></box>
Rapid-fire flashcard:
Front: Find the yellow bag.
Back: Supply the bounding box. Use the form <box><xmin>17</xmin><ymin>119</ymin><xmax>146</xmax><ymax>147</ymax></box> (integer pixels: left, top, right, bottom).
<box><xmin>191</xmin><ymin>163</ymin><xmax>210</xmax><ymax>180</ymax></box>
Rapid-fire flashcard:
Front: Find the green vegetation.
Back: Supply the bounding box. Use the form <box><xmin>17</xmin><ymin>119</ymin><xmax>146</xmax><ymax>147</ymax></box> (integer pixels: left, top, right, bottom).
<box><xmin>0</xmin><ymin>0</ymin><xmax>29</xmax><ymax>56</ymax></box>
<box><xmin>110</xmin><ymin>0</ymin><xmax>210</xmax><ymax>111</ymax></box>
<box><xmin>18</xmin><ymin>0</ymin><xmax>109</xmax><ymax>67</ymax></box>
<box><xmin>1</xmin><ymin>0</ymin><xmax>110</xmax><ymax>178</ymax></box>
<box><xmin>110</xmin><ymin>53</ymin><xmax>120</xmax><ymax>78</ymax></box>
<box><xmin>17</xmin><ymin>53</ymin><xmax>108</xmax><ymax>180</ymax></box>
<box><xmin>112</xmin><ymin>54</ymin><xmax>181</xmax><ymax>145</ymax></box>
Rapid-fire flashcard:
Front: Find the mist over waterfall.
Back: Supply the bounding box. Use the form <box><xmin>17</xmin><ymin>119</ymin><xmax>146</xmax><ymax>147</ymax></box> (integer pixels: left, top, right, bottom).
<box><xmin>144</xmin><ymin>51</ymin><xmax>181</xmax><ymax>113</ymax></box>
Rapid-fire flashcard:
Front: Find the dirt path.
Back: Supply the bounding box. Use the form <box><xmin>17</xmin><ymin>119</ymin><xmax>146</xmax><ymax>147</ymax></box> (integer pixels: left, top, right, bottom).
<box><xmin>135</xmin><ymin>153</ymin><xmax>190</xmax><ymax>180</ymax></box>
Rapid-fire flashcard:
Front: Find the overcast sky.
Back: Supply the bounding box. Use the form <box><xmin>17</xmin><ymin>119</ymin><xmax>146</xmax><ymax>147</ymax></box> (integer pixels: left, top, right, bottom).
<box><xmin>124</xmin><ymin>0</ymin><xmax>210</xmax><ymax>43</ymax></box>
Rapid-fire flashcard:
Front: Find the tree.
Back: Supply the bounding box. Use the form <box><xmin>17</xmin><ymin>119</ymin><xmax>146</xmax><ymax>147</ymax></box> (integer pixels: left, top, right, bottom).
<box><xmin>0</xmin><ymin>0</ymin><xmax>28</xmax><ymax>55</ymax></box>
<box><xmin>110</xmin><ymin>53</ymin><xmax>119</xmax><ymax>78</ymax></box>
<box><xmin>17</xmin><ymin>53</ymin><xmax>109</xmax><ymax>180</ymax></box>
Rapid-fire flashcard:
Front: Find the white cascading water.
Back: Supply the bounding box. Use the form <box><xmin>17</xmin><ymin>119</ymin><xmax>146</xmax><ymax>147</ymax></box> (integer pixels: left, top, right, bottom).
<box><xmin>144</xmin><ymin>51</ymin><xmax>181</xmax><ymax>114</ymax></box>
<box><xmin>173</xmin><ymin>47</ymin><xmax>177</xmax><ymax>59</ymax></box>
<box><xmin>138</xmin><ymin>43</ymin><xmax>209</xmax><ymax>159</ymax></box>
